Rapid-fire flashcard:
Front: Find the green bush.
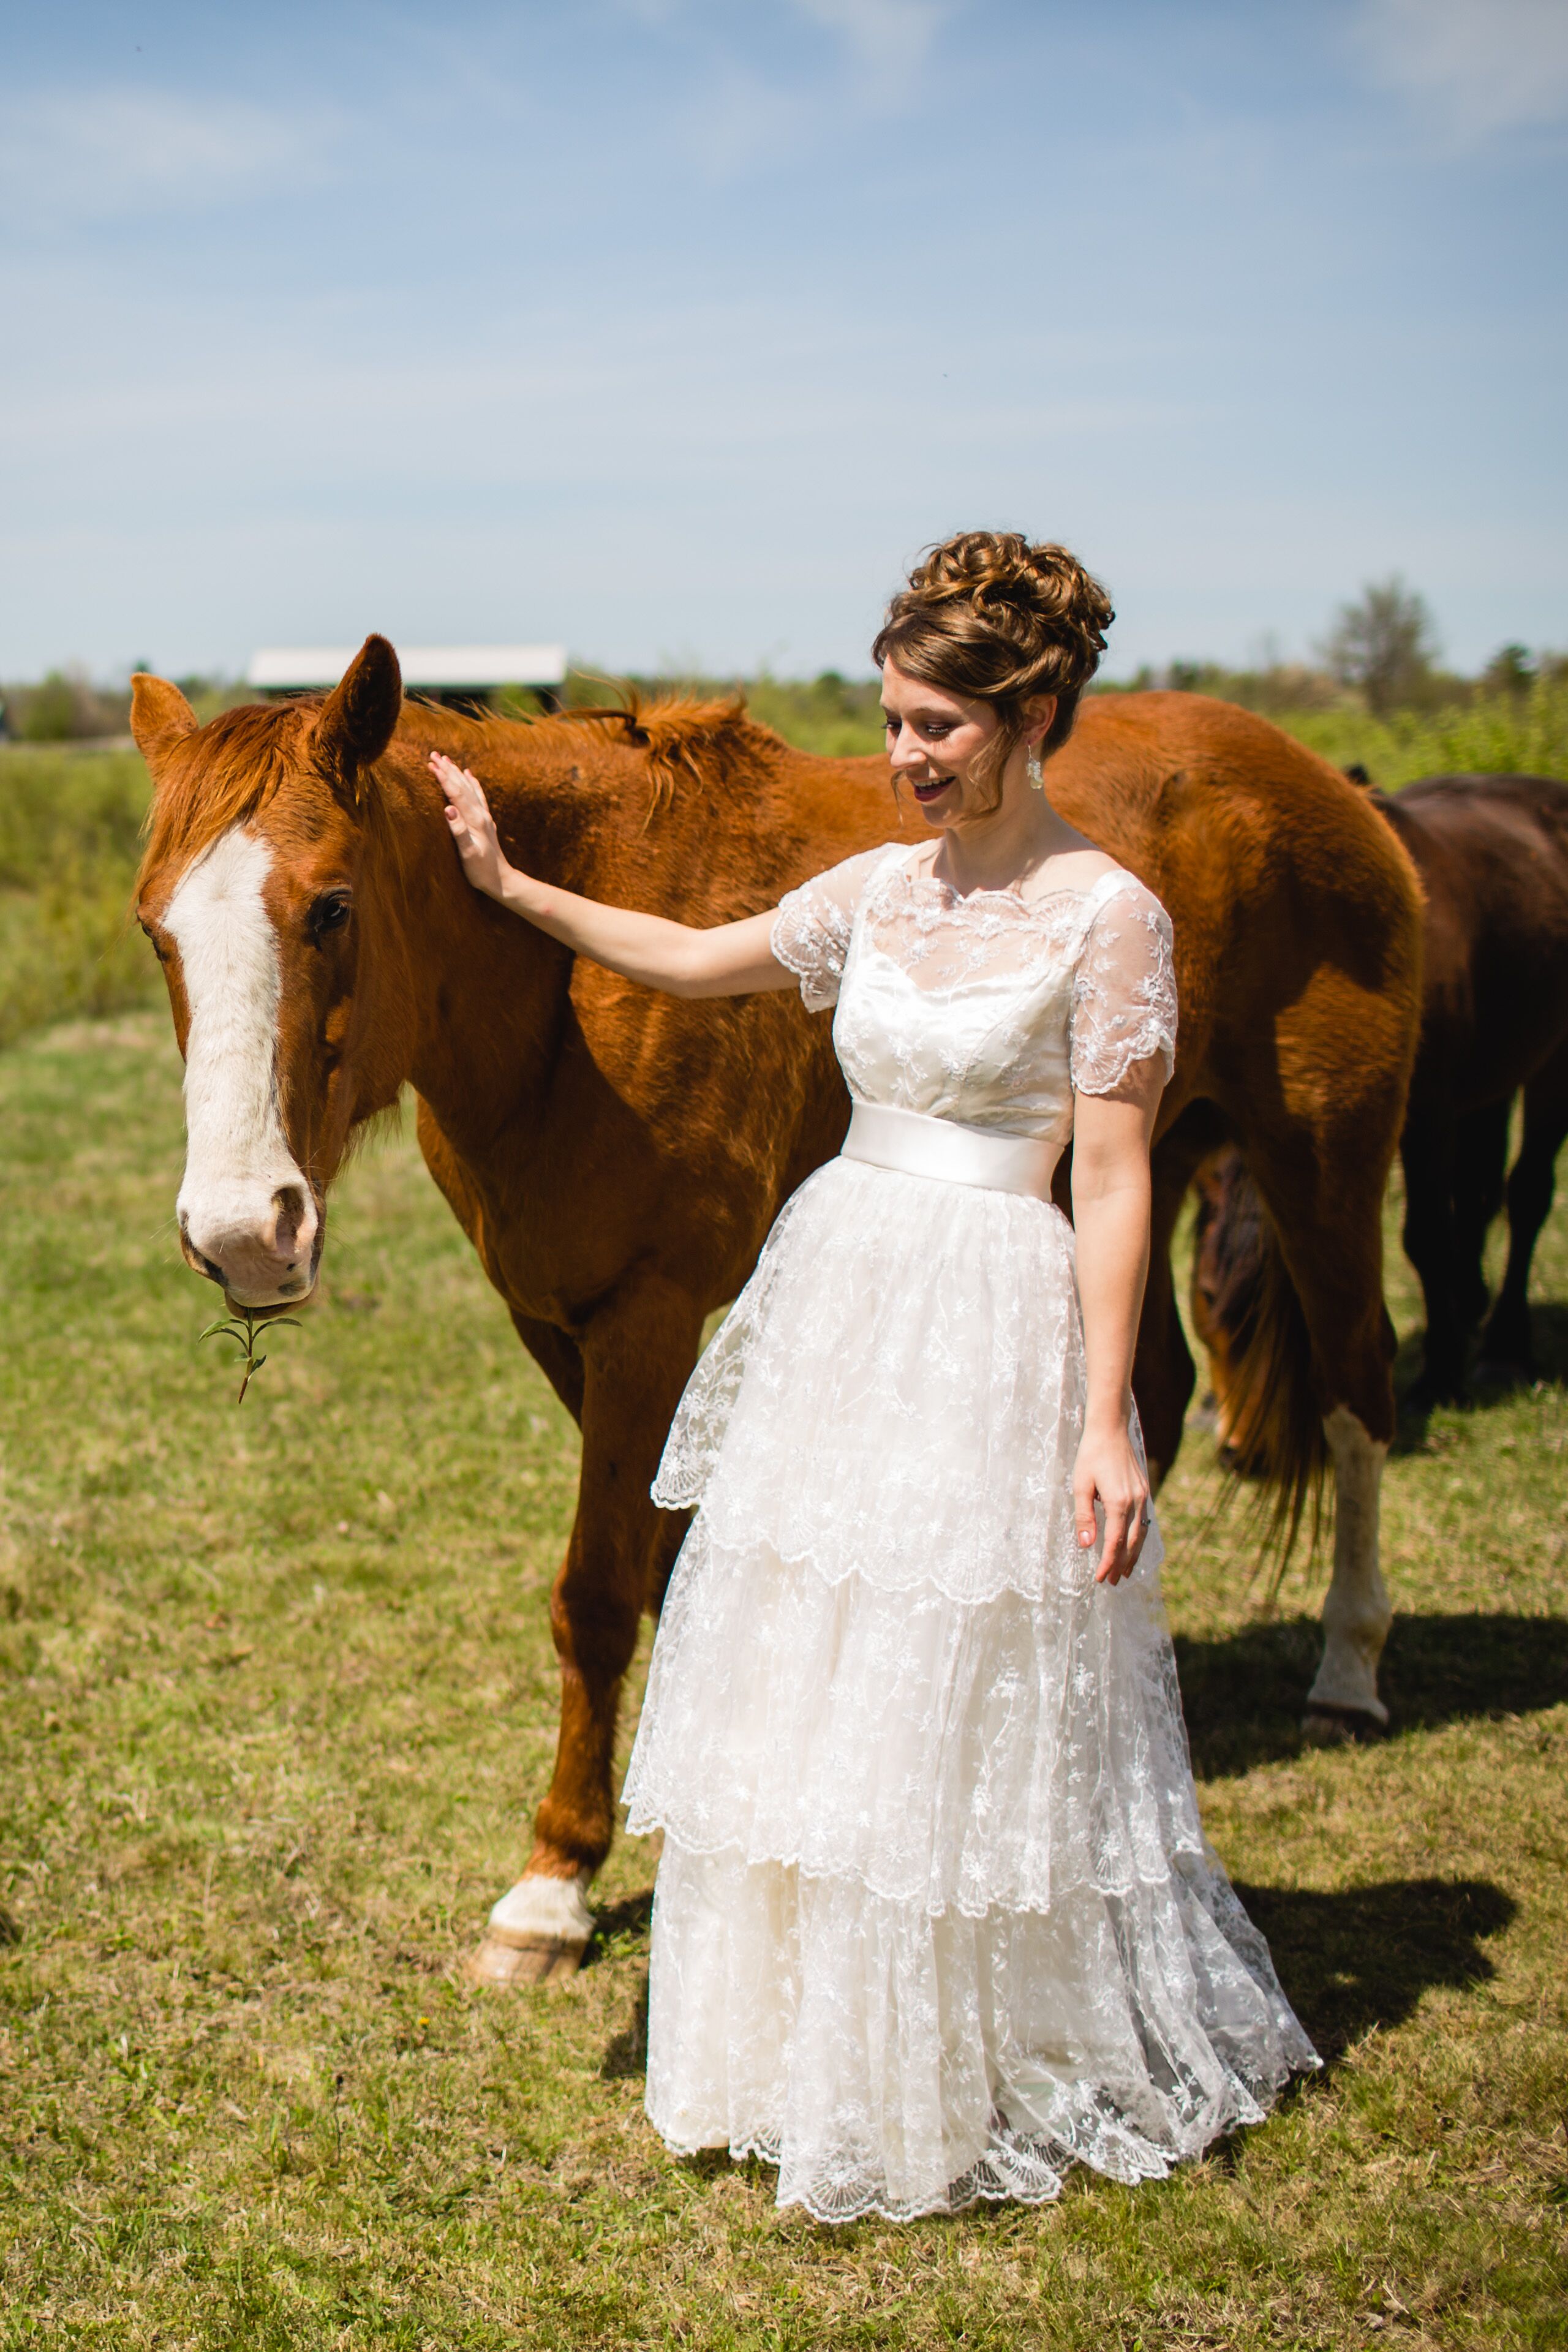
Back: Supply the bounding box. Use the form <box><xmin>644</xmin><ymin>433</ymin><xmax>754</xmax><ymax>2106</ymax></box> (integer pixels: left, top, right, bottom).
<box><xmin>0</xmin><ymin>745</ymin><xmax>156</xmax><ymax>1049</ymax></box>
<box><xmin>4</xmin><ymin>668</ymin><xmax>132</xmax><ymax>742</ymax></box>
<box><xmin>1271</xmin><ymin>675</ymin><xmax>1568</xmax><ymax>787</ymax></box>
<box><xmin>744</xmin><ymin>671</ymin><xmax>886</xmax><ymax>757</ymax></box>
<box><xmin>17</xmin><ymin>673</ymin><xmax>81</xmax><ymax>743</ymax></box>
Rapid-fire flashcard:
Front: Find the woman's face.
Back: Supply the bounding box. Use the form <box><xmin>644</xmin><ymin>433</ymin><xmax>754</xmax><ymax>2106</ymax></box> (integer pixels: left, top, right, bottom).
<box><xmin>880</xmin><ymin>659</ymin><xmax>1050</xmax><ymax>832</ymax></box>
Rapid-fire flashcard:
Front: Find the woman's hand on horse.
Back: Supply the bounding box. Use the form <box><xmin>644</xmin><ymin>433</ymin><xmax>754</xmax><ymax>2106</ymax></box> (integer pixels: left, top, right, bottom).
<box><xmin>1073</xmin><ymin>1420</ymin><xmax>1150</xmax><ymax>1585</ymax></box>
<box><xmin>425</xmin><ymin>747</ymin><xmax>793</xmax><ymax>996</ymax></box>
<box><xmin>431</xmin><ymin>753</ymin><xmax>511</xmax><ymax>900</ymax></box>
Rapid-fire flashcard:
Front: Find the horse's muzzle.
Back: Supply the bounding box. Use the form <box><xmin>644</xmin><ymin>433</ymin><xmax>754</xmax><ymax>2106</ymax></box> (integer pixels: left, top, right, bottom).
<box><xmin>177</xmin><ymin>1188</ymin><xmax>322</xmax><ymax>1310</ymax></box>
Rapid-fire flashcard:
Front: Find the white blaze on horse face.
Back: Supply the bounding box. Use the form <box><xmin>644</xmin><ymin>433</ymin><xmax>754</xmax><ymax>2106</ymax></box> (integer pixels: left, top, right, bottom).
<box><xmin>163</xmin><ymin>826</ymin><xmax>318</xmax><ymax>1308</ymax></box>
<box><xmin>1308</xmin><ymin>1404</ymin><xmax>1392</xmax><ymax>1725</ymax></box>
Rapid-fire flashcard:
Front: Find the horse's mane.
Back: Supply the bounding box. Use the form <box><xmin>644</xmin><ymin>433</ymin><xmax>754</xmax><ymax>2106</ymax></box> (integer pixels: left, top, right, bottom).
<box><xmin>412</xmin><ymin>692</ymin><xmax>766</xmax><ymax>814</ymax></box>
<box><xmin>139</xmin><ymin>692</ymin><xmax>774</xmax><ymax>891</ymax></box>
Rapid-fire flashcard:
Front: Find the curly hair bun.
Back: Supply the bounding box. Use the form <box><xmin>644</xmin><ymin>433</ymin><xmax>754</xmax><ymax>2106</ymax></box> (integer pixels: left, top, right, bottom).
<box><xmin>872</xmin><ymin>528</ymin><xmax>1114</xmax><ymax>764</ymax></box>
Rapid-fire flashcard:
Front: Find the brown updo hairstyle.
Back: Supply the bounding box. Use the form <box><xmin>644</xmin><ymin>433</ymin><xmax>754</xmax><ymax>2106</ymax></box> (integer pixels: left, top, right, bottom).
<box><xmin>872</xmin><ymin>530</ymin><xmax>1114</xmax><ymax>809</ymax></box>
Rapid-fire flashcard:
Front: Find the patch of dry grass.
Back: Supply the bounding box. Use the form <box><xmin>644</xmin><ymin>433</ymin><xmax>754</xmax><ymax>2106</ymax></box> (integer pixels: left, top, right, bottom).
<box><xmin>0</xmin><ymin>1016</ymin><xmax>1564</xmax><ymax>2350</ymax></box>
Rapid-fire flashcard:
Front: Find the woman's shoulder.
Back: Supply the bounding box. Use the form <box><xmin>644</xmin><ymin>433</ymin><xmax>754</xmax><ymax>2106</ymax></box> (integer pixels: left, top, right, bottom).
<box><xmin>790</xmin><ymin>840</ymin><xmax>910</xmax><ymax>900</ymax></box>
<box><xmin>1083</xmin><ymin>861</ymin><xmax>1170</xmax><ymax>929</ymax></box>
<box><xmin>1019</xmin><ymin>850</ymin><xmax>1166</xmax><ymax>919</ymax></box>
<box><xmin>1020</xmin><ymin>848</ymin><xmax>1119</xmax><ymax>903</ymax></box>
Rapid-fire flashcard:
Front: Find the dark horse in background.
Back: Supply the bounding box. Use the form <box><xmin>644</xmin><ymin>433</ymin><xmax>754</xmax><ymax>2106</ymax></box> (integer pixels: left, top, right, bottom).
<box><xmin>130</xmin><ymin>644</ymin><xmax>1421</xmax><ymax>1981</ymax></box>
<box><xmin>1194</xmin><ymin>773</ymin><xmax>1568</xmax><ymax>1443</ymax></box>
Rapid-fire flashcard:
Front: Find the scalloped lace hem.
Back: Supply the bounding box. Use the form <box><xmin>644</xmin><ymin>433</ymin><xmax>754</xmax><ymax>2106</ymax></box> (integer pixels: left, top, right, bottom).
<box><xmin>654</xmin><ymin>2066</ymin><xmax>1295</xmax><ymax>2225</ymax></box>
<box><xmin>643</xmin><ymin>1489</ymin><xmax>1161</xmax><ymax>1604</ymax></box>
<box><xmin>620</xmin><ymin>1809</ymin><xmax>1209</xmax><ymax>1918</ymax></box>
<box><xmin>650</xmin><ymin>1461</ymin><xmax>712</xmax><ymax>1512</ymax></box>
<box><xmin>661</xmin><ymin>2121</ymin><xmax>1077</xmax><ymax>2223</ymax></box>
<box><xmin>642</xmin><ymin>1843</ymin><xmax>1319</xmax><ymax>2225</ymax></box>
<box><xmin>622</xmin><ymin>1513</ymin><xmax>1199</xmax><ymax>1916</ymax></box>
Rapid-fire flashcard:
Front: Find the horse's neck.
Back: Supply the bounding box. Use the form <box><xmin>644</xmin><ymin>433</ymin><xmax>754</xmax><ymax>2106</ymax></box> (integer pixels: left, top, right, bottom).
<box><xmin>371</xmin><ymin>753</ymin><xmax>580</xmax><ymax>1152</ymax></box>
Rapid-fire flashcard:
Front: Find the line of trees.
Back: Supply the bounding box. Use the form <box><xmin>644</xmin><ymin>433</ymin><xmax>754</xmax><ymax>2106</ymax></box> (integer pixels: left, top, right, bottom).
<box><xmin>1126</xmin><ymin>578</ymin><xmax>1564</xmax><ymax>722</ymax></box>
<box><xmin>4</xmin><ymin>580</ymin><xmax>1562</xmax><ymax>746</ymax></box>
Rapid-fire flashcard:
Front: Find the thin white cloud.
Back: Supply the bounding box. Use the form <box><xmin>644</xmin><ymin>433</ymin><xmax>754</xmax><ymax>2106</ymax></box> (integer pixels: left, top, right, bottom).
<box><xmin>682</xmin><ymin>58</ymin><xmax>815</xmax><ymax>176</ymax></box>
<box><xmin>1355</xmin><ymin>0</ymin><xmax>1568</xmax><ymax>139</ymax></box>
<box><xmin>792</xmin><ymin>0</ymin><xmax>952</xmax><ymax>78</ymax></box>
<box><xmin>0</xmin><ymin>86</ymin><xmax>336</xmax><ymax>223</ymax></box>
<box><xmin>661</xmin><ymin>1</ymin><xmax>957</xmax><ymax>179</ymax></box>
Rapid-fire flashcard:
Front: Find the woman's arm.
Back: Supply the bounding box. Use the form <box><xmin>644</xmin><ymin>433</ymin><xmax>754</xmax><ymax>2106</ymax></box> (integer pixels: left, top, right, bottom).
<box><xmin>1069</xmin><ymin>1070</ymin><xmax>1163</xmax><ymax>1585</ymax></box>
<box><xmin>431</xmin><ymin>753</ymin><xmax>797</xmax><ymax>1000</ymax></box>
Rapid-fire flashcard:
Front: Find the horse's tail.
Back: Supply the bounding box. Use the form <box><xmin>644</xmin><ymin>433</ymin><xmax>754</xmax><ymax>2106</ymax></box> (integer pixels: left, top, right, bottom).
<box><xmin>1189</xmin><ymin>1147</ymin><xmax>1328</xmax><ymax>1559</ymax></box>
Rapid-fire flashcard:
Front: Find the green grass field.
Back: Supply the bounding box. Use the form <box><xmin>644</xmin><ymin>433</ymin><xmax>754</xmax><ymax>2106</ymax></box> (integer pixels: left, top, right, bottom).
<box><xmin>0</xmin><ymin>1009</ymin><xmax>1565</xmax><ymax>2350</ymax></box>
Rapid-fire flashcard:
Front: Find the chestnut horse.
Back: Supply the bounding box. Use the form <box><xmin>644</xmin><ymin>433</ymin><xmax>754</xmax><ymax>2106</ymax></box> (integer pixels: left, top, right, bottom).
<box><xmin>131</xmin><ymin>641</ymin><xmax>1422</xmax><ymax>1980</ymax></box>
<box><xmin>1194</xmin><ymin>772</ymin><xmax>1568</xmax><ymax>1422</ymax></box>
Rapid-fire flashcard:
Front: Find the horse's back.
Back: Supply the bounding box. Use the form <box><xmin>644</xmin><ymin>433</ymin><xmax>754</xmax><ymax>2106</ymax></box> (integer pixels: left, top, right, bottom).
<box><xmin>1048</xmin><ymin>694</ymin><xmax>1424</xmax><ymax>1134</ymax></box>
<box><xmin>1379</xmin><ymin>774</ymin><xmax>1568</xmax><ymax>1114</ymax></box>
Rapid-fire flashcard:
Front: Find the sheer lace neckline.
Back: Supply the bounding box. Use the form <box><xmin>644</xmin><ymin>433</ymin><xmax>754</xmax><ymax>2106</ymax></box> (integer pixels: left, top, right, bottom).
<box><xmin>900</xmin><ymin>849</ymin><xmax>1125</xmax><ymax>915</ymax></box>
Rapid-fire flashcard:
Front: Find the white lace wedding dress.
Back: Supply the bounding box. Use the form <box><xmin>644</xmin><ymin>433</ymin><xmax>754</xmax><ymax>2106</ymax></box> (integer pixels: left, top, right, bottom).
<box><xmin>622</xmin><ymin>843</ymin><xmax>1318</xmax><ymax>2223</ymax></box>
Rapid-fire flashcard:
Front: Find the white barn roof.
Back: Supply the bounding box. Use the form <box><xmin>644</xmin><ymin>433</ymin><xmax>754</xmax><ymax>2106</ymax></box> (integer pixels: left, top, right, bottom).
<box><xmin>246</xmin><ymin>643</ymin><xmax>567</xmax><ymax>691</ymax></box>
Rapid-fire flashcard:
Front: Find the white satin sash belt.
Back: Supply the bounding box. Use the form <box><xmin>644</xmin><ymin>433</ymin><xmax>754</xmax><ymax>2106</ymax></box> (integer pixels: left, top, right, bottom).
<box><xmin>841</xmin><ymin>1101</ymin><xmax>1063</xmax><ymax>1200</ymax></box>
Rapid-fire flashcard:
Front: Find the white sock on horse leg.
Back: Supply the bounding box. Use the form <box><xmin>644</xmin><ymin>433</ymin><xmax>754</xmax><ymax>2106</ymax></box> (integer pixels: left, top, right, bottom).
<box><xmin>1306</xmin><ymin>1404</ymin><xmax>1392</xmax><ymax>1723</ymax></box>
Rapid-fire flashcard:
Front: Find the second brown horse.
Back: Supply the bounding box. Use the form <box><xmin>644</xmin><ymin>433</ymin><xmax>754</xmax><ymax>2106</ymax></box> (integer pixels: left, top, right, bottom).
<box><xmin>1196</xmin><ymin>771</ymin><xmax>1568</xmax><ymax>1423</ymax></box>
<box><xmin>130</xmin><ymin>643</ymin><xmax>1422</xmax><ymax>1978</ymax></box>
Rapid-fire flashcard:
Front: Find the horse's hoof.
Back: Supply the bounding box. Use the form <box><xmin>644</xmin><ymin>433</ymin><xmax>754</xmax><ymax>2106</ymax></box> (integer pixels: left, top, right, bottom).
<box><xmin>1302</xmin><ymin>1704</ymin><xmax>1388</xmax><ymax>1747</ymax></box>
<box><xmin>1472</xmin><ymin>1356</ymin><xmax>1531</xmax><ymax>1393</ymax></box>
<box><xmin>468</xmin><ymin>1871</ymin><xmax>595</xmax><ymax>1989</ymax></box>
<box><xmin>467</xmin><ymin>1929</ymin><xmax>589</xmax><ymax>1987</ymax></box>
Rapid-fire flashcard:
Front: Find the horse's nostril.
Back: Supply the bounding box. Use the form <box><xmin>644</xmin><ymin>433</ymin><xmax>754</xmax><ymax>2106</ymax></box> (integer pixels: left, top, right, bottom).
<box><xmin>273</xmin><ymin>1185</ymin><xmax>309</xmax><ymax>1252</ymax></box>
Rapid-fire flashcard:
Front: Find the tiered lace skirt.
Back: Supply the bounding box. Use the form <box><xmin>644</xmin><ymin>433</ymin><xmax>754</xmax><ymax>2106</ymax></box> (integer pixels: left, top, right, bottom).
<box><xmin>622</xmin><ymin>1156</ymin><xmax>1317</xmax><ymax>2223</ymax></box>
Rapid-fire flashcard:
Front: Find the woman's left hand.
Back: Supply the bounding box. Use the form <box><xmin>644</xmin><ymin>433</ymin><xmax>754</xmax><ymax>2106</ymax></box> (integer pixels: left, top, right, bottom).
<box><xmin>1072</xmin><ymin>1420</ymin><xmax>1151</xmax><ymax>1585</ymax></box>
<box><xmin>430</xmin><ymin>751</ymin><xmax>512</xmax><ymax>901</ymax></box>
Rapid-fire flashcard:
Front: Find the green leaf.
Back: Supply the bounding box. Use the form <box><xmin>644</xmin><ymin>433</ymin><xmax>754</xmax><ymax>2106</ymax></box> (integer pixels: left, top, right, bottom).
<box><xmin>198</xmin><ymin>1298</ymin><xmax>305</xmax><ymax>1402</ymax></box>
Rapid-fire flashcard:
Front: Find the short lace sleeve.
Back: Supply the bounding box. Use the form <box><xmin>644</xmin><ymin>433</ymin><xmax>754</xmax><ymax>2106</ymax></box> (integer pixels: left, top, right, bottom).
<box><xmin>1070</xmin><ymin>876</ymin><xmax>1178</xmax><ymax>1095</ymax></box>
<box><xmin>770</xmin><ymin>845</ymin><xmax>902</xmax><ymax>1013</ymax></box>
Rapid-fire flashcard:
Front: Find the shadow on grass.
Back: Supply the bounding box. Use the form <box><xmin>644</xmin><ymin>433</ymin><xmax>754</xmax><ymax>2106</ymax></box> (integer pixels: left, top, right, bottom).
<box><xmin>592</xmin><ymin>1888</ymin><xmax>655</xmax><ymax>2081</ymax></box>
<box><xmin>1236</xmin><ymin>1875</ymin><xmax>1517</xmax><ymax>2063</ymax></box>
<box><xmin>586</xmin><ymin>1887</ymin><xmax>654</xmax><ymax>1957</ymax></box>
<box><xmin>1175</xmin><ymin>1609</ymin><xmax>1568</xmax><ymax>1777</ymax></box>
<box><xmin>600</xmin><ymin>1970</ymin><xmax>649</xmax><ymax>2081</ymax></box>
<box><xmin>1395</xmin><ymin>1302</ymin><xmax>1568</xmax><ymax>1450</ymax></box>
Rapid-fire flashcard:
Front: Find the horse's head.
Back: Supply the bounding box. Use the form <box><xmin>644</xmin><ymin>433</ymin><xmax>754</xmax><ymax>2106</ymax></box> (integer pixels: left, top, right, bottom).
<box><xmin>133</xmin><ymin>636</ymin><xmax>404</xmax><ymax>1310</ymax></box>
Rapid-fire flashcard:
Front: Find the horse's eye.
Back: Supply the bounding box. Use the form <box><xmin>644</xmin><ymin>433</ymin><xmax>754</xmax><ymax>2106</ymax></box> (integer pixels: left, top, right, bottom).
<box><xmin>309</xmin><ymin>892</ymin><xmax>352</xmax><ymax>939</ymax></box>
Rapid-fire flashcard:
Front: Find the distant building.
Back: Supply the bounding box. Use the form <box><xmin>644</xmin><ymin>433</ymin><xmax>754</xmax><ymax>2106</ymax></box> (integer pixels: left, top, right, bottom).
<box><xmin>246</xmin><ymin>643</ymin><xmax>568</xmax><ymax>712</ymax></box>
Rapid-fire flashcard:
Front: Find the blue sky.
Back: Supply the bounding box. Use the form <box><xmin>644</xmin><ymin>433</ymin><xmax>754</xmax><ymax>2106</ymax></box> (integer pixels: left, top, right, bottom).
<box><xmin>2</xmin><ymin>0</ymin><xmax>1565</xmax><ymax>680</ymax></box>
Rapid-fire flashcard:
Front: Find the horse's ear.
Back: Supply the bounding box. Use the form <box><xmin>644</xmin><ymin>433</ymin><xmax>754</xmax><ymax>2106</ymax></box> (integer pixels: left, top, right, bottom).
<box><xmin>313</xmin><ymin>635</ymin><xmax>402</xmax><ymax>801</ymax></box>
<box><xmin>129</xmin><ymin>675</ymin><xmax>198</xmax><ymax>777</ymax></box>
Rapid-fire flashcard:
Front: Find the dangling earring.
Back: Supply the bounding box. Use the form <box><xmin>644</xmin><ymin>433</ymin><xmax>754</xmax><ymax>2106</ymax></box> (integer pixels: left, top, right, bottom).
<box><xmin>1025</xmin><ymin>746</ymin><xmax>1044</xmax><ymax>791</ymax></box>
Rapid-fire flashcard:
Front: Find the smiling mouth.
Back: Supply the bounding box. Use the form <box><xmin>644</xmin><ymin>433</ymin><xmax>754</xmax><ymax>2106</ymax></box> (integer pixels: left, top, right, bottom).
<box><xmin>912</xmin><ymin>776</ymin><xmax>954</xmax><ymax>802</ymax></box>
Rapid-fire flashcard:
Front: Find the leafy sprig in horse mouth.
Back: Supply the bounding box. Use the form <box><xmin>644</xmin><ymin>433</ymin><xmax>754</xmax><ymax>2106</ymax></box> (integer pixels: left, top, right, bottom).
<box><xmin>200</xmin><ymin>1303</ymin><xmax>304</xmax><ymax>1402</ymax></box>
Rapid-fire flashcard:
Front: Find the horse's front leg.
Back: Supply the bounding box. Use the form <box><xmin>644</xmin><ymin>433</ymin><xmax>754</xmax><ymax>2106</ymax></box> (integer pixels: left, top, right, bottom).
<box><xmin>471</xmin><ymin>1273</ymin><xmax>702</xmax><ymax>1986</ymax></box>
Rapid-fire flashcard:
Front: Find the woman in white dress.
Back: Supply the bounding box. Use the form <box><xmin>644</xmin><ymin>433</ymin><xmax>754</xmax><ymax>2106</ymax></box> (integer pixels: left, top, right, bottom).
<box><xmin>432</xmin><ymin>530</ymin><xmax>1317</xmax><ymax>2223</ymax></box>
